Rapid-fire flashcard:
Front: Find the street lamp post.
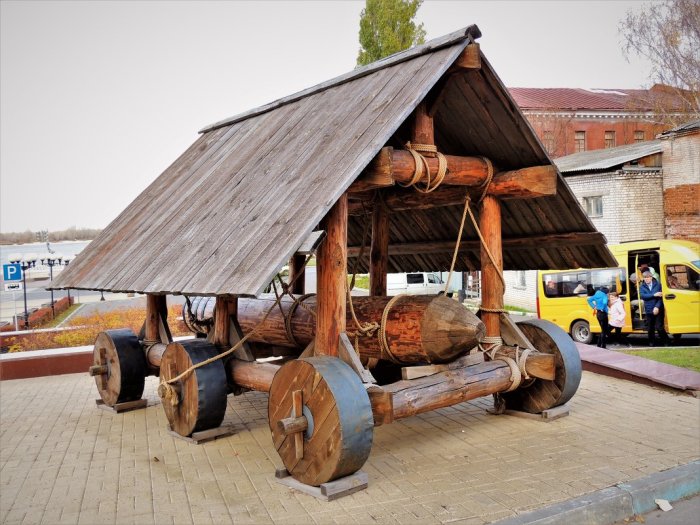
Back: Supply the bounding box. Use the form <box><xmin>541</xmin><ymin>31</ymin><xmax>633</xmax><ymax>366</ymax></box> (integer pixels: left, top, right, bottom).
<box><xmin>45</xmin><ymin>254</ymin><xmax>63</xmax><ymax>318</ymax></box>
<box><xmin>16</xmin><ymin>256</ymin><xmax>36</xmax><ymax>329</ymax></box>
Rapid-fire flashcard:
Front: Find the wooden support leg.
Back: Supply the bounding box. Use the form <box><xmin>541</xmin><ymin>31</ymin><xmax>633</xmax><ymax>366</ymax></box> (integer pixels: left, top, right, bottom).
<box><xmin>145</xmin><ymin>294</ymin><xmax>167</xmax><ymax>343</ymax></box>
<box><xmin>370</xmin><ymin>195</ymin><xmax>389</xmax><ymax>297</ymax></box>
<box><xmin>316</xmin><ymin>194</ymin><xmax>348</xmax><ymax>357</ymax></box>
<box><xmin>478</xmin><ymin>195</ymin><xmax>504</xmax><ymax>340</ymax></box>
<box><xmin>289</xmin><ymin>254</ymin><xmax>306</xmax><ymax>295</ymax></box>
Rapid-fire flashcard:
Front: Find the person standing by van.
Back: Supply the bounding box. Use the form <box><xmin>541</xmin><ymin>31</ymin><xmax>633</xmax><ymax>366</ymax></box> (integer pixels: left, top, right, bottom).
<box><xmin>639</xmin><ymin>270</ymin><xmax>670</xmax><ymax>346</ymax></box>
<box><xmin>587</xmin><ymin>286</ymin><xmax>609</xmax><ymax>348</ymax></box>
<box><xmin>607</xmin><ymin>291</ymin><xmax>625</xmax><ymax>344</ymax></box>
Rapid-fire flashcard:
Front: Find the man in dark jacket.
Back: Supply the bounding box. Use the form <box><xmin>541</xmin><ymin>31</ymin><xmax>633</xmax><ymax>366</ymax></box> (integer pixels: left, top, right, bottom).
<box><xmin>639</xmin><ymin>270</ymin><xmax>670</xmax><ymax>346</ymax></box>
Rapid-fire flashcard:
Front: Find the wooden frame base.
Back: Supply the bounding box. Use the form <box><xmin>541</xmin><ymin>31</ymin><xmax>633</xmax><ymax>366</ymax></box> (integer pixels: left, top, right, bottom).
<box><xmin>95</xmin><ymin>399</ymin><xmax>148</xmax><ymax>413</ymax></box>
<box><xmin>275</xmin><ymin>468</ymin><xmax>368</xmax><ymax>501</ymax></box>
<box><xmin>498</xmin><ymin>403</ymin><xmax>570</xmax><ymax>422</ymax></box>
<box><xmin>167</xmin><ymin>425</ymin><xmax>235</xmax><ymax>445</ymax></box>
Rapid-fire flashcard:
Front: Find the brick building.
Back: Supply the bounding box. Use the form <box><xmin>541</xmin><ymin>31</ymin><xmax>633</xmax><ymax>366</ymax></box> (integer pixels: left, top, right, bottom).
<box><xmin>502</xmin><ymin>125</ymin><xmax>699</xmax><ymax>310</ymax></box>
<box><xmin>657</xmin><ymin>120</ymin><xmax>700</xmax><ymax>242</ymax></box>
<box><xmin>508</xmin><ymin>85</ymin><xmax>682</xmax><ymax>158</ymax></box>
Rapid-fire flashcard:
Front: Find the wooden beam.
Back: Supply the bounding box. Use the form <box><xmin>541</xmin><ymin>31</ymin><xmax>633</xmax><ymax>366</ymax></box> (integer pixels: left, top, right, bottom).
<box><xmin>213</xmin><ymin>296</ymin><xmax>235</xmax><ymax>347</ymax></box>
<box><xmin>479</xmin><ymin>195</ymin><xmax>503</xmax><ymax>339</ymax></box>
<box><xmin>412</xmin><ymin>102</ymin><xmax>434</xmax><ymax>145</ymax></box>
<box><xmin>316</xmin><ymin>194</ymin><xmax>347</xmax><ymax>357</ymax></box>
<box><xmin>369</xmin><ymin>197</ymin><xmax>389</xmax><ymax>296</ymax></box>
<box><xmin>289</xmin><ymin>254</ymin><xmax>306</xmax><ymax>295</ymax></box>
<box><xmin>348</xmin><ymin>232</ymin><xmax>607</xmax><ymax>257</ymax></box>
<box><xmin>349</xmin><ymin>157</ymin><xmax>557</xmax><ymax>199</ymax></box>
<box><xmin>348</xmin><ymin>148</ymin><xmax>394</xmax><ymax>193</ymax></box>
<box><xmin>145</xmin><ymin>294</ymin><xmax>167</xmax><ymax>343</ymax></box>
<box><xmin>447</xmin><ymin>42</ymin><xmax>480</xmax><ymax>72</ymax></box>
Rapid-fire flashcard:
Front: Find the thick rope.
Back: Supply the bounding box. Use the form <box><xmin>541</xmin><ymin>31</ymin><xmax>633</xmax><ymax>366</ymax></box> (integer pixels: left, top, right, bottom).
<box><xmin>476</xmin><ymin>156</ymin><xmax>494</xmax><ymax>204</ymax></box>
<box><xmin>400</xmin><ymin>142</ymin><xmax>448</xmax><ymax>193</ymax></box>
<box><xmin>498</xmin><ymin>356</ymin><xmax>522</xmax><ymax>392</ymax></box>
<box><xmin>516</xmin><ymin>347</ymin><xmax>532</xmax><ymax>380</ymax></box>
<box><xmin>283</xmin><ymin>293</ymin><xmax>315</xmax><ymax>347</ymax></box>
<box><xmin>378</xmin><ymin>294</ymin><xmax>404</xmax><ymax>363</ymax></box>
<box><xmin>443</xmin><ymin>191</ymin><xmax>470</xmax><ymax>295</ymax></box>
<box><xmin>158</xmin><ymin>254</ymin><xmax>314</xmax><ymax>402</ymax></box>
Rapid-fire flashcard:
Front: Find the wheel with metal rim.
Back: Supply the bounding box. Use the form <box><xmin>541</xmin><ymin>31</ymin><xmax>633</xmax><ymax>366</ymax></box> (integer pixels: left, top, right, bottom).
<box><xmin>503</xmin><ymin>319</ymin><xmax>582</xmax><ymax>413</ymax></box>
<box><xmin>268</xmin><ymin>356</ymin><xmax>374</xmax><ymax>487</ymax></box>
<box><xmin>570</xmin><ymin>319</ymin><xmax>593</xmax><ymax>344</ymax></box>
<box><xmin>90</xmin><ymin>329</ymin><xmax>147</xmax><ymax>406</ymax></box>
<box><xmin>159</xmin><ymin>340</ymin><xmax>228</xmax><ymax>437</ymax></box>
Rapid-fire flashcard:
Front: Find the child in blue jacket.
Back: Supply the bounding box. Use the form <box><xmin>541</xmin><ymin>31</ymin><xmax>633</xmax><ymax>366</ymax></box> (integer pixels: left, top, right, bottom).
<box><xmin>587</xmin><ymin>286</ymin><xmax>609</xmax><ymax>348</ymax></box>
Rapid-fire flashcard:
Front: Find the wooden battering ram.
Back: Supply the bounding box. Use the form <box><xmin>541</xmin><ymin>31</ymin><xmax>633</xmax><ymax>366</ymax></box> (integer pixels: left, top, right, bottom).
<box><xmin>89</xmin><ymin>95</ymin><xmax>582</xmax><ymax>489</ymax></box>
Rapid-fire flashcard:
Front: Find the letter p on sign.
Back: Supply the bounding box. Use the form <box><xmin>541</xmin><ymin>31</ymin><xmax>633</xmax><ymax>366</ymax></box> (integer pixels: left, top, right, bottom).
<box><xmin>3</xmin><ymin>263</ymin><xmax>22</xmax><ymax>282</ymax></box>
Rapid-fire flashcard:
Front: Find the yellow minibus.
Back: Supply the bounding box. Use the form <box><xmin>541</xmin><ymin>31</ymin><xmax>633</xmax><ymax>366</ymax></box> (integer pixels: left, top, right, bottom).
<box><xmin>537</xmin><ymin>239</ymin><xmax>699</xmax><ymax>344</ymax></box>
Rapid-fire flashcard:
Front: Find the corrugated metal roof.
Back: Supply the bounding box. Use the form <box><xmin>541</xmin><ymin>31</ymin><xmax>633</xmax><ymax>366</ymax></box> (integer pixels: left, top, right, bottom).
<box><xmin>657</xmin><ymin>118</ymin><xmax>700</xmax><ymax>138</ymax></box>
<box><xmin>554</xmin><ymin>140</ymin><xmax>662</xmax><ymax>173</ymax></box>
<box><xmin>52</xmin><ymin>26</ymin><xmax>615</xmax><ymax>296</ymax></box>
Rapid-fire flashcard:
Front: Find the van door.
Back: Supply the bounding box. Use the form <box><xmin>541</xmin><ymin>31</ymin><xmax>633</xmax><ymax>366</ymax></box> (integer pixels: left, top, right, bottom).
<box><xmin>662</xmin><ymin>263</ymin><xmax>700</xmax><ymax>333</ymax></box>
<box><xmin>406</xmin><ymin>273</ymin><xmax>427</xmax><ymax>294</ymax></box>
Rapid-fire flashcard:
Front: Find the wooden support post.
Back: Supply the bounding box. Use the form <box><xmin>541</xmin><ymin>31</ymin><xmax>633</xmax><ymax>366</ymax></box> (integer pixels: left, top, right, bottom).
<box><xmin>145</xmin><ymin>294</ymin><xmax>167</xmax><ymax>342</ymax></box>
<box><xmin>316</xmin><ymin>194</ymin><xmax>348</xmax><ymax>357</ymax></box>
<box><xmin>289</xmin><ymin>254</ymin><xmax>306</xmax><ymax>295</ymax></box>
<box><xmin>412</xmin><ymin>102</ymin><xmax>434</xmax><ymax>145</ymax></box>
<box><xmin>369</xmin><ymin>196</ymin><xmax>389</xmax><ymax>296</ymax></box>
<box><xmin>479</xmin><ymin>195</ymin><xmax>504</xmax><ymax>339</ymax></box>
<box><xmin>213</xmin><ymin>296</ymin><xmax>236</xmax><ymax>347</ymax></box>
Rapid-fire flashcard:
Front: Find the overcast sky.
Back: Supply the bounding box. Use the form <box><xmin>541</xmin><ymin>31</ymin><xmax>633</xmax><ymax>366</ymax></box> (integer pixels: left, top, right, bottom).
<box><xmin>1</xmin><ymin>0</ymin><xmax>654</xmax><ymax>234</ymax></box>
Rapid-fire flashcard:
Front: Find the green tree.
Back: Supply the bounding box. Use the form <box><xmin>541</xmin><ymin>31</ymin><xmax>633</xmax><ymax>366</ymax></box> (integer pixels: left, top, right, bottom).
<box><xmin>357</xmin><ymin>0</ymin><xmax>427</xmax><ymax>66</ymax></box>
<box><xmin>619</xmin><ymin>0</ymin><xmax>700</xmax><ymax>124</ymax></box>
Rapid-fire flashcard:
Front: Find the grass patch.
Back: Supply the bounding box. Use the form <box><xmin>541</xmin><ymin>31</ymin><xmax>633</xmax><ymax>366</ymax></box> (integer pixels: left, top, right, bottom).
<box><xmin>619</xmin><ymin>347</ymin><xmax>700</xmax><ymax>372</ymax></box>
<box><xmin>505</xmin><ymin>305</ymin><xmax>532</xmax><ymax>313</ymax></box>
<box><xmin>39</xmin><ymin>304</ymin><xmax>82</xmax><ymax>328</ymax></box>
<box><xmin>348</xmin><ymin>274</ymin><xmax>369</xmax><ymax>290</ymax></box>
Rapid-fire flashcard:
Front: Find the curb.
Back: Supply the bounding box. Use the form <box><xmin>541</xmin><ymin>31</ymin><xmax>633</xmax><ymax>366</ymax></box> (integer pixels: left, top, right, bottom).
<box><xmin>495</xmin><ymin>460</ymin><xmax>700</xmax><ymax>525</ymax></box>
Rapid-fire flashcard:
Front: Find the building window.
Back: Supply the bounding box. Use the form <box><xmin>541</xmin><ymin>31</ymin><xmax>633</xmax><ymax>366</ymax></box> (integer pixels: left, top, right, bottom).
<box><xmin>515</xmin><ymin>271</ymin><xmax>526</xmax><ymax>289</ymax></box>
<box><xmin>583</xmin><ymin>196</ymin><xmax>603</xmax><ymax>217</ymax></box>
<box><xmin>543</xmin><ymin>131</ymin><xmax>554</xmax><ymax>153</ymax></box>
<box><xmin>574</xmin><ymin>131</ymin><xmax>586</xmax><ymax>152</ymax></box>
<box><xmin>634</xmin><ymin>130</ymin><xmax>644</xmax><ymax>142</ymax></box>
<box><xmin>604</xmin><ymin>131</ymin><xmax>616</xmax><ymax>148</ymax></box>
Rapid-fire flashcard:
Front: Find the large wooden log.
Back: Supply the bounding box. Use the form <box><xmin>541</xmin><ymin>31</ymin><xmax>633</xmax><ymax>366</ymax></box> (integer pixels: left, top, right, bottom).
<box><xmin>382</xmin><ymin>359</ymin><xmax>513</xmax><ymax>420</ymax></box>
<box><xmin>236</xmin><ymin>294</ymin><xmax>485</xmax><ymax>365</ymax></box>
<box><xmin>348</xmin><ymin>148</ymin><xmax>557</xmax><ymax>199</ymax></box>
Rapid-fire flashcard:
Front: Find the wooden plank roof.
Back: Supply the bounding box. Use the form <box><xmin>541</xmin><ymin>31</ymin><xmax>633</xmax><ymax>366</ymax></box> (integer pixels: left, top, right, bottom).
<box><xmin>52</xmin><ymin>26</ymin><xmax>615</xmax><ymax>297</ymax></box>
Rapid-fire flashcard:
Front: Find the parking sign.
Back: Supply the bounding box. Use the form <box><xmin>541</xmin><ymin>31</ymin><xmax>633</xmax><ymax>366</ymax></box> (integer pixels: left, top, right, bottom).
<box><xmin>3</xmin><ymin>263</ymin><xmax>22</xmax><ymax>281</ymax></box>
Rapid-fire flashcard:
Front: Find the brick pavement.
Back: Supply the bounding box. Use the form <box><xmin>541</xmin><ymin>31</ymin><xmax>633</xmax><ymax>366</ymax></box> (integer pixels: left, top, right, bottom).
<box><xmin>1</xmin><ymin>372</ymin><xmax>698</xmax><ymax>524</ymax></box>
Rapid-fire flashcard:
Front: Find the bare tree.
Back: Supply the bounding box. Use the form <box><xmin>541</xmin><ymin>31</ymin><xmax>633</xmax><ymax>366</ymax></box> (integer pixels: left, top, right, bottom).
<box><xmin>620</xmin><ymin>0</ymin><xmax>700</xmax><ymax>125</ymax></box>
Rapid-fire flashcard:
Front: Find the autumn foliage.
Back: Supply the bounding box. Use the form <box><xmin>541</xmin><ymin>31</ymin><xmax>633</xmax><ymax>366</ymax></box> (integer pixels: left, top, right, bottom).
<box><xmin>1</xmin><ymin>305</ymin><xmax>190</xmax><ymax>352</ymax></box>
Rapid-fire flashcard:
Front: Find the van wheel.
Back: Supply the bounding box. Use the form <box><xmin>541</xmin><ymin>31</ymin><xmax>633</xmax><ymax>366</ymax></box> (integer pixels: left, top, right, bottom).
<box><xmin>570</xmin><ymin>320</ymin><xmax>592</xmax><ymax>344</ymax></box>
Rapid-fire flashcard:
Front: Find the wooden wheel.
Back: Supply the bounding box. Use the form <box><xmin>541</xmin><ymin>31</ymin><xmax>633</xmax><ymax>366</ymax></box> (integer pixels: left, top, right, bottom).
<box><xmin>160</xmin><ymin>340</ymin><xmax>228</xmax><ymax>437</ymax></box>
<box><xmin>90</xmin><ymin>329</ymin><xmax>147</xmax><ymax>406</ymax></box>
<box><xmin>268</xmin><ymin>356</ymin><xmax>374</xmax><ymax>487</ymax></box>
<box><xmin>502</xmin><ymin>319</ymin><xmax>582</xmax><ymax>413</ymax></box>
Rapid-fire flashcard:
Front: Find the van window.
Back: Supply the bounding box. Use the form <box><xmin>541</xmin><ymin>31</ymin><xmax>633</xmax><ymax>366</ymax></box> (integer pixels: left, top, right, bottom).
<box><xmin>406</xmin><ymin>273</ymin><xmax>424</xmax><ymax>285</ymax></box>
<box><xmin>666</xmin><ymin>265</ymin><xmax>700</xmax><ymax>290</ymax></box>
<box><xmin>427</xmin><ymin>273</ymin><xmax>441</xmax><ymax>284</ymax></box>
<box><xmin>542</xmin><ymin>268</ymin><xmax>625</xmax><ymax>298</ymax></box>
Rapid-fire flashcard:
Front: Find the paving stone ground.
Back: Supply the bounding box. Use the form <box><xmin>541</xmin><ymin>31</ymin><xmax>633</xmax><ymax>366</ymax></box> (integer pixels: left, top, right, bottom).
<box><xmin>1</xmin><ymin>371</ymin><xmax>698</xmax><ymax>525</ymax></box>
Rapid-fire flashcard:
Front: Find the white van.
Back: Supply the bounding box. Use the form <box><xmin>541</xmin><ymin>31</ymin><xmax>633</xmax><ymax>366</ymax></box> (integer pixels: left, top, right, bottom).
<box><xmin>387</xmin><ymin>272</ymin><xmax>445</xmax><ymax>296</ymax></box>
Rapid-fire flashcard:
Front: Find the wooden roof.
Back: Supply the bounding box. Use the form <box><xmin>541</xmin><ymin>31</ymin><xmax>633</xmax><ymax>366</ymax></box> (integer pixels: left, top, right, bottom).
<box><xmin>52</xmin><ymin>26</ymin><xmax>615</xmax><ymax>297</ymax></box>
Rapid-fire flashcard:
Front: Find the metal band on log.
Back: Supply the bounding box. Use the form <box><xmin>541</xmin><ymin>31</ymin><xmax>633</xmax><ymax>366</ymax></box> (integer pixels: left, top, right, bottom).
<box><xmin>236</xmin><ymin>294</ymin><xmax>485</xmax><ymax>365</ymax></box>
